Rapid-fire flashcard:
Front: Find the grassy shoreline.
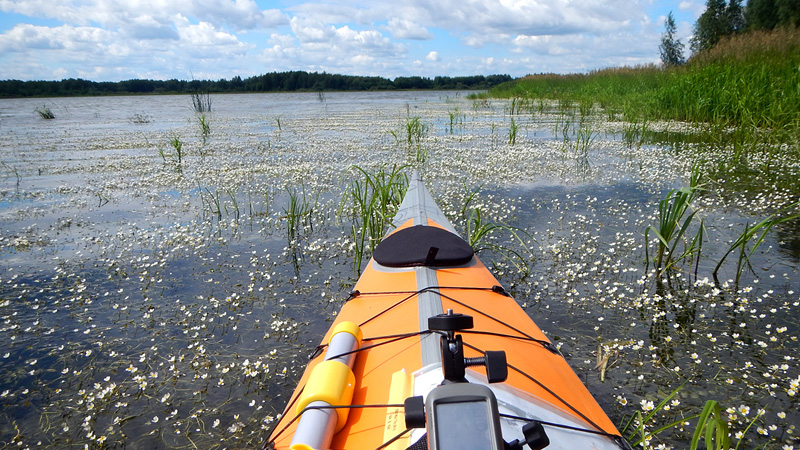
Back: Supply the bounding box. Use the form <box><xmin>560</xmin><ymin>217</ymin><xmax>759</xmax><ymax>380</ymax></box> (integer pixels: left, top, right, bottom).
<box><xmin>488</xmin><ymin>28</ymin><xmax>800</xmax><ymax>132</ymax></box>
<box><xmin>483</xmin><ymin>28</ymin><xmax>800</xmax><ymax>197</ymax></box>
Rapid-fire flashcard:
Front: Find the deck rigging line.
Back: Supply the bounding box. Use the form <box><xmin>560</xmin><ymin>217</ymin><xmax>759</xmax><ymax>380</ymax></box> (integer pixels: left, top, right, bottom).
<box><xmin>349</xmin><ymin>285</ymin><xmax>556</xmax><ymax>352</ymax></box>
<box><xmin>268</xmin><ymin>285</ymin><xmax>622</xmax><ymax>448</ymax></box>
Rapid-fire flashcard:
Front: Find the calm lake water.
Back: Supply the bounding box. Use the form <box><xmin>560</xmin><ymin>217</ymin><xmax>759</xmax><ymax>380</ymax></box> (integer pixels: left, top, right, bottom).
<box><xmin>1</xmin><ymin>91</ymin><xmax>798</xmax><ymax>449</ymax></box>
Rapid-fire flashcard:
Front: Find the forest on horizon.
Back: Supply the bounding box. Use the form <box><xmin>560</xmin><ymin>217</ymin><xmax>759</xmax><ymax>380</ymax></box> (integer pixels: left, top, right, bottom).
<box><xmin>0</xmin><ymin>72</ymin><xmax>514</xmax><ymax>98</ymax></box>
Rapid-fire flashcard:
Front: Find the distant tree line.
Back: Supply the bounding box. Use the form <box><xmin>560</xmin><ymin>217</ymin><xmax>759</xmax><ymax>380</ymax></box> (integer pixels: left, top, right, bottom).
<box><xmin>0</xmin><ymin>71</ymin><xmax>513</xmax><ymax>98</ymax></box>
<box><xmin>660</xmin><ymin>0</ymin><xmax>799</xmax><ymax>66</ymax></box>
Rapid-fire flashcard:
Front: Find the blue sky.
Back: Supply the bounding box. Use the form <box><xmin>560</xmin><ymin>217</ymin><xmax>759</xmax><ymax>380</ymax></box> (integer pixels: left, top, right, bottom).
<box><xmin>0</xmin><ymin>0</ymin><xmax>704</xmax><ymax>82</ymax></box>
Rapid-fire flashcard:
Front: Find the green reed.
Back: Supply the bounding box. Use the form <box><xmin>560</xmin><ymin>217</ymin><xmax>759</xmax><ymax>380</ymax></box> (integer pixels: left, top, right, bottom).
<box><xmin>225</xmin><ymin>188</ymin><xmax>240</xmax><ymax>220</ymax></box>
<box><xmin>447</xmin><ymin>107</ymin><xmax>465</xmax><ymax>133</ymax></box>
<box><xmin>389</xmin><ymin>116</ymin><xmax>428</xmax><ymax>164</ymax></box>
<box><xmin>713</xmin><ymin>200</ymin><xmax>800</xmax><ymax>287</ymax></box>
<box><xmin>283</xmin><ymin>184</ymin><xmax>315</xmax><ymax>243</ymax></box>
<box><xmin>508</xmin><ymin>96</ymin><xmax>532</xmax><ymax>115</ymax></box>
<box><xmin>345</xmin><ymin>164</ymin><xmax>408</xmax><ymax>272</ymax></box>
<box><xmin>35</xmin><ymin>105</ymin><xmax>55</xmax><ymax>119</ymax></box>
<box><xmin>461</xmin><ymin>185</ymin><xmax>533</xmax><ymax>276</ymax></box>
<box><xmin>1</xmin><ymin>161</ymin><xmax>20</xmax><ymax>193</ymax></box>
<box><xmin>572</xmin><ymin>123</ymin><xmax>597</xmax><ymax>155</ymax></box>
<box><xmin>200</xmin><ymin>186</ymin><xmax>222</xmax><ymax>219</ymax></box>
<box><xmin>404</xmin><ymin>115</ymin><xmax>427</xmax><ymax>146</ymax></box>
<box><xmin>191</xmin><ymin>91</ymin><xmax>212</xmax><ymax>113</ymax></box>
<box><xmin>508</xmin><ymin>118</ymin><xmax>518</xmax><ymax>145</ymax></box>
<box><xmin>690</xmin><ymin>400</ymin><xmax>730</xmax><ymax>450</ymax></box>
<box><xmin>578</xmin><ymin>99</ymin><xmax>594</xmax><ymax>119</ymax></box>
<box><xmin>199</xmin><ymin>114</ymin><xmax>211</xmax><ymax>144</ymax></box>
<box><xmin>159</xmin><ymin>135</ymin><xmax>184</xmax><ymax>166</ymax></box>
<box><xmin>620</xmin><ymin>384</ymin><xmax>730</xmax><ymax>450</ymax></box>
<box><xmin>622</xmin><ymin>118</ymin><xmax>649</xmax><ymax>149</ymax></box>
<box><xmin>645</xmin><ymin>168</ymin><xmax>705</xmax><ymax>277</ymax></box>
<box><xmin>465</xmin><ymin>207</ymin><xmax>532</xmax><ymax>276</ymax></box>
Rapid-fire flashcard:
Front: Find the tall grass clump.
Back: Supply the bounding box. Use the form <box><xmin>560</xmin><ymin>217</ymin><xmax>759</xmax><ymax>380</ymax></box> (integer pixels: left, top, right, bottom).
<box><xmin>191</xmin><ymin>91</ymin><xmax>212</xmax><ymax>112</ymax></box>
<box><xmin>620</xmin><ymin>384</ymin><xmax>731</xmax><ymax>450</ymax></box>
<box><xmin>35</xmin><ymin>105</ymin><xmax>55</xmax><ymax>119</ymax></box>
<box><xmin>508</xmin><ymin>118</ymin><xmax>518</xmax><ymax>145</ymax></box>
<box><xmin>490</xmin><ymin>66</ymin><xmax>663</xmax><ymax>120</ymax></box>
<box><xmin>159</xmin><ymin>135</ymin><xmax>184</xmax><ymax>167</ymax></box>
<box><xmin>403</xmin><ymin>115</ymin><xmax>427</xmax><ymax>146</ymax></box>
<box><xmin>447</xmin><ymin>107</ymin><xmax>464</xmax><ymax>133</ymax></box>
<box><xmin>712</xmin><ymin>200</ymin><xmax>800</xmax><ymax>287</ymax></box>
<box><xmin>344</xmin><ymin>165</ymin><xmax>408</xmax><ymax>272</ymax></box>
<box><xmin>282</xmin><ymin>184</ymin><xmax>316</xmax><ymax>244</ymax></box>
<box><xmin>460</xmin><ymin>185</ymin><xmax>533</xmax><ymax>276</ymax></box>
<box><xmin>199</xmin><ymin>114</ymin><xmax>211</xmax><ymax>145</ymax></box>
<box><xmin>645</xmin><ymin>168</ymin><xmax>705</xmax><ymax>277</ymax></box>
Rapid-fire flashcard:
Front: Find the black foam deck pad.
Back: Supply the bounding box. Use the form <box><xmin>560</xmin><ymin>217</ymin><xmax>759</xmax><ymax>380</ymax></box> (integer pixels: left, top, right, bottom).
<box><xmin>373</xmin><ymin>225</ymin><xmax>474</xmax><ymax>268</ymax></box>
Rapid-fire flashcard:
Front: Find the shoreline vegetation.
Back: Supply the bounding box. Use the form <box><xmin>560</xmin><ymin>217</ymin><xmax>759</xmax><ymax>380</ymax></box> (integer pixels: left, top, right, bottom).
<box><xmin>0</xmin><ymin>72</ymin><xmax>512</xmax><ymax>98</ymax></box>
<box><xmin>484</xmin><ymin>28</ymin><xmax>800</xmax><ymax>146</ymax></box>
<box><xmin>482</xmin><ymin>27</ymin><xmax>800</xmax><ymax>197</ymax></box>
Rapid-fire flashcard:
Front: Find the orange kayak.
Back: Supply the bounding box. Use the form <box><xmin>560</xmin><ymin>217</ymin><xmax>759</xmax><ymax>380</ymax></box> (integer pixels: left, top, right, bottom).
<box><xmin>267</xmin><ymin>172</ymin><xmax>630</xmax><ymax>450</ymax></box>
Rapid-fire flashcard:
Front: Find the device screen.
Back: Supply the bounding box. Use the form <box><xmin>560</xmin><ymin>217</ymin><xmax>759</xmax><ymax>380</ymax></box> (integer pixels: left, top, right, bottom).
<box><xmin>433</xmin><ymin>400</ymin><xmax>493</xmax><ymax>450</ymax></box>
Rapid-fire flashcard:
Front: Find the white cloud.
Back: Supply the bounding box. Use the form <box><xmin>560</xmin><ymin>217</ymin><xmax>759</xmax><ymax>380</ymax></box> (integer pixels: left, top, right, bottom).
<box><xmin>385</xmin><ymin>18</ymin><xmax>432</xmax><ymax>40</ymax></box>
<box><xmin>0</xmin><ymin>0</ymin><xmax>675</xmax><ymax>81</ymax></box>
<box><xmin>0</xmin><ymin>0</ymin><xmax>288</xmax><ymax>31</ymax></box>
<box><xmin>0</xmin><ymin>24</ymin><xmax>113</xmax><ymax>53</ymax></box>
<box><xmin>177</xmin><ymin>21</ymin><xmax>246</xmax><ymax>50</ymax></box>
<box><xmin>188</xmin><ymin>0</ymin><xmax>288</xmax><ymax>29</ymax></box>
<box><xmin>290</xmin><ymin>17</ymin><xmax>332</xmax><ymax>43</ymax></box>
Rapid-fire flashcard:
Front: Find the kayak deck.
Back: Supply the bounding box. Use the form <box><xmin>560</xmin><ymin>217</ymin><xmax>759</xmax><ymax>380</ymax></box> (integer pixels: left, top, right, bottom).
<box><xmin>267</xmin><ymin>172</ymin><xmax>628</xmax><ymax>450</ymax></box>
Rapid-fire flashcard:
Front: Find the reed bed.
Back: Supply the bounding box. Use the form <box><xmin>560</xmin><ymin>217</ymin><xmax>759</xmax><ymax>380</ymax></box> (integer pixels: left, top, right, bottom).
<box><xmin>489</xmin><ymin>28</ymin><xmax>800</xmax><ymax>180</ymax></box>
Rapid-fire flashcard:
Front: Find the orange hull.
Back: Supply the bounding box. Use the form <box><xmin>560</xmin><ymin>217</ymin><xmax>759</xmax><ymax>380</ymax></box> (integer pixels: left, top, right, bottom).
<box><xmin>267</xmin><ymin>172</ymin><xmax>628</xmax><ymax>450</ymax></box>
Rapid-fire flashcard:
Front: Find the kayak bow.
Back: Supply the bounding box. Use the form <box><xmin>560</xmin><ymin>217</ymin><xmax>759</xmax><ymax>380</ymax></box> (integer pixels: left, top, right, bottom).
<box><xmin>267</xmin><ymin>171</ymin><xmax>629</xmax><ymax>450</ymax></box>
